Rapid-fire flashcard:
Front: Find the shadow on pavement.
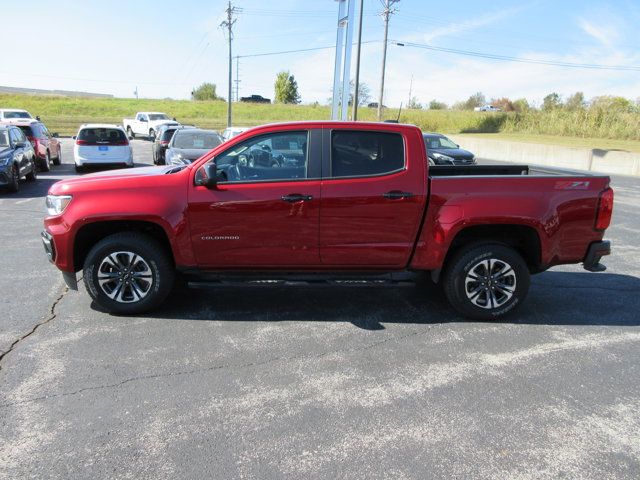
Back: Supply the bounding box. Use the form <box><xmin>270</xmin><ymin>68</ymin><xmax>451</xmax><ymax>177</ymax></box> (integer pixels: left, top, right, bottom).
<box><xmin>90</xmin><ymin>270</ymin><xmax>640</xmax><ymax>330</ymax></box>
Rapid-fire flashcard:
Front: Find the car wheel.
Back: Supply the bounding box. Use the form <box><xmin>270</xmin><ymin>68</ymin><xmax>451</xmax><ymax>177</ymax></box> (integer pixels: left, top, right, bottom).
<box><xmin>127</xmin><ymin>126</ymin><xmax>135</xmax><ymax>139</ymax></box>
<box><xmin>83</xmin><ymin>232</ymin><xmax>175</xmax><ymax>315</ymax></box>
<box><xmin>39</xmin><ymin>152</ymin><xmax>51</xmax><ymax>172</ymax></box>
<box><xmin>53</xmin><ymin>146</ymin><xmax>61</xmax><ymax>166</ymax></box>
<box><xmin>149</xmin><ymin>129</ymin><xmax>155</xmax><ymax>141</ymax></box>
<box><xmin>26</xmin><ymin>160</ymin><xmax>37</xmax><ymax>182</ymax></box>
<box><xmin>7</xmin><ymin>164</ymin><xmax>20</xmax><ymax>192</ymax></box>
<box><xmin>443</xmin><ymin>243</ymin><xmax>530</xmax><ymax>320</ymax></box>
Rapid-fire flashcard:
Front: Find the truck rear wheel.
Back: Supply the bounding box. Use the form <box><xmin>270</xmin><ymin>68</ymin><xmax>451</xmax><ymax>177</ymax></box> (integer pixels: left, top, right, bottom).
<box><xmin>443</xmin><ymin>243</ymin><xmax>529</xmax><ymax>320</ymax></box>
<box><xmin>83</xmin><ymin>232</ymin><xmax>174</xmax><ymax>315</ymax></box>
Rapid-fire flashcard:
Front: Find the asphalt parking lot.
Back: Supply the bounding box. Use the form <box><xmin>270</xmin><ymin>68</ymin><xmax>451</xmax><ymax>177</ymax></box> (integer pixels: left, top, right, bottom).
<box><xmin>1</xmin><ymin>138</ymin><xmax>639</xmax><ymax>479</ymax></box>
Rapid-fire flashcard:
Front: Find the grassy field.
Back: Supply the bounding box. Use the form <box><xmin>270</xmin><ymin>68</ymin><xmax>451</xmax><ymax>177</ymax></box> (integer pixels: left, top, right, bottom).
<box><xmin>2</xmin><ymin>93</ymin><xmax>640</xmax><ymax>152</ymax></box>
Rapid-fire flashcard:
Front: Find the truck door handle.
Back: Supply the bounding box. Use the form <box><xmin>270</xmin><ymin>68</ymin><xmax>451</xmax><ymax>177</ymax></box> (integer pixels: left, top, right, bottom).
<box><xmin>281</xmin><ymin>193</ymin><xmax>313</xmax><ymax>203</ymax></box>
<box><xmin>383</xmin><ymin>190</ymin><xmax>414</xmax><ymax>200</ymax></box>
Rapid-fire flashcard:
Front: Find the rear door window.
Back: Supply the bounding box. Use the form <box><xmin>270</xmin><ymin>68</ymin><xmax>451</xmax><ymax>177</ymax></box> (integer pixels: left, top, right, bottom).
<box><xmin>78</xmin><ymin>128</ymin><xmax>128</xmax><ymax>145</ymax></box>
<box><xmin>330</xmin><ymin>130</ymin><xmax>405</xmax><ymax>178</ymax></box>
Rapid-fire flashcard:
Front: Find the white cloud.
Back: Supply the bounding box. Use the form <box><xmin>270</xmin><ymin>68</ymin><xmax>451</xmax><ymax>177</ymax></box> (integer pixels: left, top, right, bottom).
<box><xmin>578</xmin><ymin>19</ymin><xmax>619</xmax><ymax>47</ymax></box>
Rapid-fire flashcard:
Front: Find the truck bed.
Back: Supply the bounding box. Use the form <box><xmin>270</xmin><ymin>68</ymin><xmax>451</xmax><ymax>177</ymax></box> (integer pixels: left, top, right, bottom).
<box><xmin>429</xmin><ymin>164</ymin><xmax>602</xmax><ymax>177</ymax></box>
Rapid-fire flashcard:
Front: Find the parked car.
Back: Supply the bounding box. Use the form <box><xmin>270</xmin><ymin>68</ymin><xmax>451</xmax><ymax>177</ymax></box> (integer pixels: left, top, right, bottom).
<box><xmin>152</xmin><ymin>124</ymin><xmax>196</xmax><ymax>165</ymax></box>
<box><xmin>122</xmin><ymin>112</ymin><xmax>179</xmax><ymax>140</ymax></box>
<box><xmin>165</xmin><ymin>128</ymin><xmax>223</xmax><ymax>166</ymax></box>
<box><xmin>43</xmin><ymin>121</ymin><xmax>613</xmax><ymax>320</ymax></box>
<box><xmin>0</xmin><ymin>108</ymin><xmax>36</xmax><ymax>122</ymax></box>
<box><xmin>221</xmin><ymin>127</ymin><xmax>249</xmax><ymax>142</ymax></box>
<box><xmin>10</xmin><ymin>120</ymin><xmax>61</xmax><ymax>171</ymax></box>
<box><xmin>474</xmin><ymin>105</ymin><xmax>501</xmax><ymax>112</ymax></box>
<box><xmin>423</xmin><ymin>133</ymin><xmax>476</xmax><ymax>165</ymax></box>
<box><xmin>240</xmin><ymin>94</ymin><xmax>270</xmax><ymax>103</ymax></box>
<box><xmin>73</xmin><ymin>124</ymin><xmax>133</xmax><ymax>172</ymax></box>
<box><xmin>0</xmin><ymin>124</ymin><xmax>37</xmax><ymax>192</ymax></box>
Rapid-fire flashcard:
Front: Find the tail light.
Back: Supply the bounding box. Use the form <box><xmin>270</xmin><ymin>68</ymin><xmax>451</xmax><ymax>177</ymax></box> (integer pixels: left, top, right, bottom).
<box><xmin>595</xmin><ymin>187</ymin><xmax>614</xmax><ymax>230</ymax></box>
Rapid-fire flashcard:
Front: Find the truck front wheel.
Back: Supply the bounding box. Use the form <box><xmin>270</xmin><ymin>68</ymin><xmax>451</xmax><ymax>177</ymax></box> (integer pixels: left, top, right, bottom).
<box><xmin>83</xmin><ymin>232</ymin><xmax>174</xmax><ymax>315</ymax></box>
<box><xmin>443</xmin><ymin>243</ymin><xmax>530</xmax><ymax>320</ymax></box>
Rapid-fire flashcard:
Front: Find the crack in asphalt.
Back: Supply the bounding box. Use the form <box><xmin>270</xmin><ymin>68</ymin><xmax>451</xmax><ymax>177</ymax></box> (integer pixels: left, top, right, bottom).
<box><xmin>0</xmin><ymin>287</ymin><xmax>69</xmax><ymax>372</ymax></box>
<box><xmin>0</xmin><ymin>324</ymin><xmax>438</xmax><ymax>409</ymax></box>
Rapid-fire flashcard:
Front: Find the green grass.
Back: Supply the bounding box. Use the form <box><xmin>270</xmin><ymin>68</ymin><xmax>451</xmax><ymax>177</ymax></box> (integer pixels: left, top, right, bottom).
<box><xmin>455</xmin><ymin>133</ymin><xmax>640</xmax><ymax>153</ymax></box>
<box><xmin>2</xmin><ymin>93</ymin><xmax>640</xmax><ymax>152</ymax></box>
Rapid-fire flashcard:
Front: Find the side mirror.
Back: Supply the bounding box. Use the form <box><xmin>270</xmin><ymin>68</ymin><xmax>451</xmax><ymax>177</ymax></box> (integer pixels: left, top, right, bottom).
<box><xmin>195</xmin><ymin>163</ymin><xmax>218</xmax><ymax>189</ymax></box>
<box><xmin>15</xmin><ymin>141</ymin><xmax>26</xmax><ymax>148</ymax></box>
<box><xmin>52</xmin><ymin>132</ymin><xmax>59</xmax><ymax>138</ymax></box>
<box><xmin>72</xmin><ymin>136</ymin><xmax>77</xmax><ymax>140</ymax></box>
<box><xmin>36</xmin><ymin>116</ymin><xmax>41</xmax><ymax>121</ymax></box>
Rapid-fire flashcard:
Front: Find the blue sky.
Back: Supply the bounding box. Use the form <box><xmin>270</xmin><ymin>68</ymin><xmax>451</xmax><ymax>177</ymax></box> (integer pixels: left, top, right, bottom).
<box><xmin>1</xmin><ymin>0</ymin><xmax>639</xmax><ymax>107</ymax></box>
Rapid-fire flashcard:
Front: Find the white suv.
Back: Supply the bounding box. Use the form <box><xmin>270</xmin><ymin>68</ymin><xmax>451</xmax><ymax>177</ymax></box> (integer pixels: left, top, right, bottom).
<box><xmin>73</xmin><ymin>124</ymin><xmax>133</xmax><ymax>172</ymax></box>
<box><xmin>0</xmin><ymin>109</ymin><xmax>35</xmax><ymax>122</ymax></box>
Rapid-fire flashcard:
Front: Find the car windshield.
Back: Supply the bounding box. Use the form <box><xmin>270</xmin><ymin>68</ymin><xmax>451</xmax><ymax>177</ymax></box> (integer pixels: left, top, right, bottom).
<box><xmin>3</xmin><ymin>111</ymin><xmax>31</xmax><ymax>119</ymax></box>
<box><xmin>173</xmin><ymin>131</ymin><xmax>222</xmax><ymax>149</ymax></box>
<box><xmin>0</xmin><ymin>131</ymin><xmax>9</xmax><ymax>146</ymax></box>
<box><xmin>149</xmin><ymin>114</ymin><xmax>170</xmax><ymax>121</ymax></box>
<box><xmin>17</xmin><ymin>126</ymin><xmax>35</xmax><ymax>137</ymax></box>
<box><xmin>78</xmin><ymin>128</ymin><xmax>127</xmax><ymax>144</ymax></box>
<box><xmin>424</xmin><ymin>135</ymin><xmax>457</xmax><ymax>149</ymax></box>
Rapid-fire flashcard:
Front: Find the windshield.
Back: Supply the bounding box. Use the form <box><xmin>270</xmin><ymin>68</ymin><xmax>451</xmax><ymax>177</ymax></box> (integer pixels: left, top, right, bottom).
<box><xmin>424</xmin><ymin>135</ymin><xmax>457</xmax><ymax>149</ymax></box>
<box><xmin>3</xmin><ymin>111</ymin><xmax>31</xmax><ymax>119</ymax></box>
<box><xmin>173</xmin><ymin>131</ymin><xmax>222</xmax><ymax>149</ymax></box>
<box><xmin>149</xmin><ymin>114</ymin><xmax>170</xmax><ymax>121</ymax></box>
<box><xmin>0</xmin><ymin>131</ymin><xmax>8</xmax><ymax>147</ymax></box>
<box><xmin>78</xmin><ymin>128</ymin><xmax>127</xmax><ymax>145</ymax></box>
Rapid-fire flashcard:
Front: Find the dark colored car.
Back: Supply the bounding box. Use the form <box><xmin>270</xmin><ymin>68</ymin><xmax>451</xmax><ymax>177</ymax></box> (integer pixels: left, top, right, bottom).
<box><xmin>165</xmin><ymin>128</ymin><xmax>223</xmax><ymax>166</ymax></box>
<box><xmin>0</xmin><ymin>125</ymin><xmax>37</xmax><ymax>192</ymax></box>
<box><xmin>12</xmin><ymin>120</ymin><xmax>62</xmax><ymax>171</ymax></box>
<box><xmin>152</xmin><ymin>124</ymin><xmax>180</xmax><ymax>165</ymax></box>
<box><xmin>423</xmin><ymin>133</ymin><xmax>475</xmax><ymax>165</ymax></box>
<box><xmin>240</xmin><ymin>94</ymin><xmax>271</xmax><ymax>103</ymax></box>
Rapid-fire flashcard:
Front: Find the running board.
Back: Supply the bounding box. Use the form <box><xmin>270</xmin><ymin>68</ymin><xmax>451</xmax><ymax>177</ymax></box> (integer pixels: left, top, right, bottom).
<box><xmin>187</xmin><ymin>279</ymin><xmax>417</xmax><ymax>289</ymax></box>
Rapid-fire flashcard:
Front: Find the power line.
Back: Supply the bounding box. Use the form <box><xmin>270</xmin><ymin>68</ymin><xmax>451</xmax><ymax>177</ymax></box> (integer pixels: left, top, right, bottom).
<box><xmin>392</xmin><ymin>40</ymin><xmax>640</xmax><ymax>71</ymax></box>
<box><xmin>236</xmin><ymin>41</ymin><xmax>379</xmax><ymax>59</ymax></box>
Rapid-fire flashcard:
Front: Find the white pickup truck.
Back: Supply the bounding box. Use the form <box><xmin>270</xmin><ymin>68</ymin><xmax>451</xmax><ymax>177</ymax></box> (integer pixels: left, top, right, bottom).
<box><xmin>122</xmin><ymin>112</ymin><xmax>179</xmax><ymax>139</ymax></box>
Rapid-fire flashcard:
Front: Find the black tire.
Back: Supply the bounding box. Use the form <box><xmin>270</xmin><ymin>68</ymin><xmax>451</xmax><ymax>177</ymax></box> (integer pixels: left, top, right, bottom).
<box><xmin>7</xmin><ymin>164</ymin><xmax>19</xmax><ymax>192</ymax></box>
<box><xmin>443</xmin><ymin>243</ymin><xmax>530</xmax><ymax>320</ymax></box>
<box><xmin>39</xmin><ymin>152</ymin><xmax>51</xmax><ymax>172</ymax></box>
<box><xmin>149</xmin><ymin>129</ymin><xmax>155</xmax><ymax>141</ymax></box>
<box><xmin>83</xmin><ymin>232</ymin><xmax>175</xmax><ymax>315</ymax></box>
<box><xmin>53</xmin><ymin>146</ymin><xmax>61</xmax><ymax>166</ymax></box>
<box><xmin>26</xmin><ymin>159</ymin><xmax>37</xmax><ymax>182</ymax></box>
<box><xmin>127</xmin><ymin>126</ymin><xmax>135</xmax><ymax>139</ymax></box>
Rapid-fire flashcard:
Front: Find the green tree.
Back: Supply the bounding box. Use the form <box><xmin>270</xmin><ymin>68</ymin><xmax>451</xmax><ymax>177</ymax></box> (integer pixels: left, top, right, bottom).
<box><xmin>274</xmin><ymin>71</ymin><xmax>301</xmax><ymax>104</ymax></box>
<box><xmin>191</xmin><ymin>82</ymin><xmax>219</xmax><ymax>101</ymax></box>
<box><xmin>407</xmin><ymin>97</ymin><xmax>423</xmax><ymax>109</ymax></box>
<box><xmin>463</xmin><ymin>92</ymin><xmax>486</xmax><ymax>110</ymax></box>
<box><xmin>512</xmin><ymin>98</ymin><xmax>530</xmax><ymax>113</ymax></box>
<box><xmin>565</xmin><ymin>92</ymin><xmax>585</xmax><ymax>111</ymax></box>
<box><xmin>542</xmin><ymin>92</ymin><xmax>562</xmax><ymax>111</ymax></box>
<box><xmin>428</xmin><ymin>100</ymin><xmax>447</xmax><ymax>110</ymax></box>
<box><xmin>590</xmin><ymin>95</ymin><xmax>633</xmax><ymax>112</ymax></box>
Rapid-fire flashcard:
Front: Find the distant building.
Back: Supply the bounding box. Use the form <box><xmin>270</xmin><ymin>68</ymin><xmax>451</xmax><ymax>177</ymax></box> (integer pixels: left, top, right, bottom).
<box><xmin>0</xmin><ymin>85</ymin><xmax>113</xmax><ymax>98</ymax></box>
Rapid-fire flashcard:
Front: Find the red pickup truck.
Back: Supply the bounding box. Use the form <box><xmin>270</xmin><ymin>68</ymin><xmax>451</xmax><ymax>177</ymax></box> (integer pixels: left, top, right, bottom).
<box><xmin>42</xmin><ymin>122</ymin><xmax>613</xmax><ymax>320</ymax></box>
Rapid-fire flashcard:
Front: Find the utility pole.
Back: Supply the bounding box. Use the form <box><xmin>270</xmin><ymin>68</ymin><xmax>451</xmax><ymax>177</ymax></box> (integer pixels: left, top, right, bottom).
<box><xmin>221</xmin><ymin>1</ymin><xmax>240</xmax><ymax>127</ymax></box>
<box><xmin>377</xmin><ymin>0</ymin><xmax>399</xmax><ymax>121</ymax></box>
<box><xmin>352</xmin><ymin>0</ymin><xmax>364</xmax><ymax>121</ymax></box>
<box><xmin>134</xmin><ymin>86</ymin><xmax>138</xmax><ymax>100</ymax></box>
<box><xmin>407</xmin><ymin>74</ymin><xmax>413</xmax><ymax>108</ymax></box>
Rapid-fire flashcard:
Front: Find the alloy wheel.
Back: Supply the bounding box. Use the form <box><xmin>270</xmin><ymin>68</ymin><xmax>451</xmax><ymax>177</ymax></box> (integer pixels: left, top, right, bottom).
<box><xmin>97</xmin><ymin>251</ymin><xmax>154</xmax><ymax>303</ymax></box>
<box><xmin>464</xmin><ymin>258</ymin><xmax>516</xmax><ymax>309</ymax></box>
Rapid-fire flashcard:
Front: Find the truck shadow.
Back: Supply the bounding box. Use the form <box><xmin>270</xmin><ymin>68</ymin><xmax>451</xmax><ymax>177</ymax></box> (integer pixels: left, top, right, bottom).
<box><xmin>126</xmin><ymin>270</ymin><xmax>640</xmax><ymax>330</ymax></box>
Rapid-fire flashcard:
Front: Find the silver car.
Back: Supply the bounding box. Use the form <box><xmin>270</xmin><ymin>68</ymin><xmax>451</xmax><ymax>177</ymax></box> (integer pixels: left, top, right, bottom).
<box><xmin>165</xmin><ymin>128</ymin><xmax>223</xmax><ymax>166</ymax></box>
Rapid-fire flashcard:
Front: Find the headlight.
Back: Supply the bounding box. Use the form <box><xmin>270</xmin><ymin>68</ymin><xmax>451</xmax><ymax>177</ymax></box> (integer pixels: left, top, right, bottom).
<box><xmin>0</xmin><ymin>155</ymin><xmax>11</xmax><ymax>166</ymax></box>
<box><xmin>46</xmin><ymin>195</ymin><xmax>72</xmax><ymax>215</ymax></box>
<box><xmin>432</xmin><ymin>152</ymin><xmax>455</xmax><ymax>163</ymax></box>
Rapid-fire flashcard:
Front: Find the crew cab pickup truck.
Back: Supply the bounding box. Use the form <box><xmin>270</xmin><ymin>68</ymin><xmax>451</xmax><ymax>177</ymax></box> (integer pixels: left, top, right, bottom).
<box><xmin>42</xmin><ymin>122</ymin><xmax>614</xmax><ymax>320</ymax></box>
<box><xmin>122</xmin><ymin>112</ymin><xmax>178</xmax><ymax>139</ymax></box>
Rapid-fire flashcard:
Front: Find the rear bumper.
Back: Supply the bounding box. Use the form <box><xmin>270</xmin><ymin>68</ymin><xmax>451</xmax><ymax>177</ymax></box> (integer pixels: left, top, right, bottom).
<box><xmin>583</xmin><ymin>240</ymin><xmax>611</xmax><ymax>272</ymax></box>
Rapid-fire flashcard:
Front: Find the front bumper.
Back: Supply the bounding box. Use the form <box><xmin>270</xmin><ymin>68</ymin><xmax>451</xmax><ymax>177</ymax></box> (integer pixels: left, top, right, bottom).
<box><xmin>0</xmin><ymin>164</ymin><xmax>11</xmax><ymax>185</ymax></box>
<box><xmin>583</xmin><ymin>240</ymin><xmax>611</xmax><ymax>272</ymax></box>
<box><xmin>42</xmin><ymin>229</ymin><xmax>77</xmax><ymax>290</ymax></box>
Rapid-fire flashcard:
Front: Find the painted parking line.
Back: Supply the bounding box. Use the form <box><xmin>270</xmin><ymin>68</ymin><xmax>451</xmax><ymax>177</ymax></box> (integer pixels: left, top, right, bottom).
<box><xmin>15</xmin><ymin>198</ymin><xmax>35</xmax><ymax>205</ymax></box>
